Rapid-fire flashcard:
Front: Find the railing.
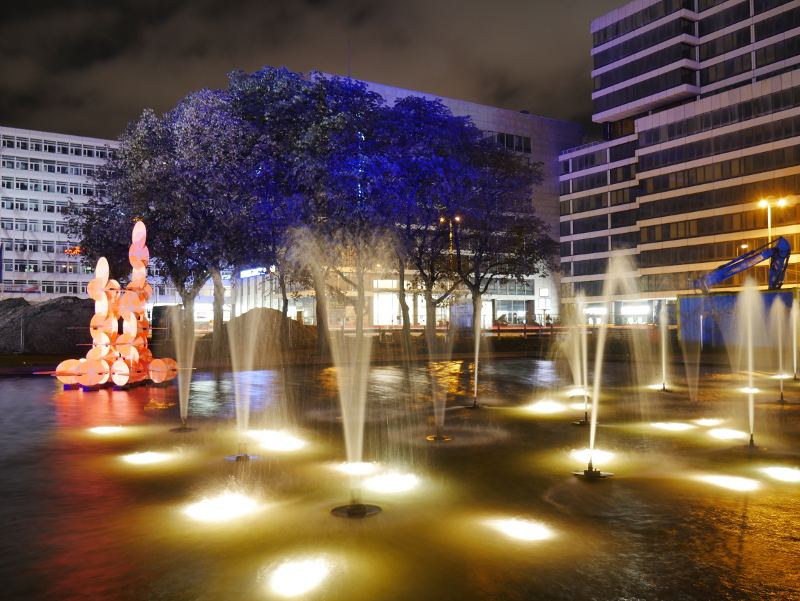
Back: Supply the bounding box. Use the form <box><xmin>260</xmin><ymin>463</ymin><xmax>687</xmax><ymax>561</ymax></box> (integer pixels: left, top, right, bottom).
<box><xmin>560</xmin><ymin>139</ymin><xmax>607</xmax><ymax>156</ymax></box>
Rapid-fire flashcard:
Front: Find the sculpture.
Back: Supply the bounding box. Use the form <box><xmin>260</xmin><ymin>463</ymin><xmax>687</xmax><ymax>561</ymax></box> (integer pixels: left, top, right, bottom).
<box><xmin>54</xmin><ymin>221</ymin><xmax>178</xmax><ymax>388</ymax></box>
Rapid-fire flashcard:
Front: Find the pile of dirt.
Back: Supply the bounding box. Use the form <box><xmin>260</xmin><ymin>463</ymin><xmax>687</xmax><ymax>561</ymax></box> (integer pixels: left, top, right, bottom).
<box><xmin>0</xmin><ymin>296</ymin><xmax>94</xmax><ymax>354</ymax></box>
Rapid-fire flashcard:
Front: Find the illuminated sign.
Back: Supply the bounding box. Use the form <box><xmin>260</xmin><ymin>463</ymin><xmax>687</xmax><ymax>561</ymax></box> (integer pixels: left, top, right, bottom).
<box><xmin>621</xmin><ymin>305</ymin><xmax>651</xmax><ymax>316</ymax></box>
<box><xmin>240</xmin><ymin>267</ymin><xmax>267</xmax><ymax>278</ymax></box>
<box><xmin>583</xmin><ymin>307</ymin><xmax>608</xmax><ymax>315</ymax></box>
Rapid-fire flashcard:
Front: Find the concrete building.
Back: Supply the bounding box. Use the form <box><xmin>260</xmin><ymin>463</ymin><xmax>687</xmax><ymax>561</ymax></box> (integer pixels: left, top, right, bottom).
<box><xmin>236</xmin><ymin>79</ymin><xmax>584</xmax><ymax>329</ymax></box>
<box><xmin>0</xmin><ymin>127</ymin><xmax>115</xmax><ymax>300</ymax></box>
<box><xmin>560</xmin><ymin>0</ymin><xmax>800</xmax><ymax>323</ymax></box>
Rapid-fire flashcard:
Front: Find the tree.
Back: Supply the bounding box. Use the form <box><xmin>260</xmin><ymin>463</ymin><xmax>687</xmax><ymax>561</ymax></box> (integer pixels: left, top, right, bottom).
<box><xmin>451</xmin><ymin>140</ymin><xmax>557</xmax><ymax>402</ymax></box>
<box><xmin>383</xmin><ymin>96</ymin><xmax>483</xmax><ymax>350</ymax></box>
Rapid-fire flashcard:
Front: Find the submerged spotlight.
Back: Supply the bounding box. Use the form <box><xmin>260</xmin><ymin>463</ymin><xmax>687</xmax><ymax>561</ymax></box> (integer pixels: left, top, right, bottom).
<box><xmin>570</xmin><ymin>448</ymin><xmax>613</xmax><ymax>463</ymax></box>
<box><xmin>363</xmin><ymin>473</ymin><xmax>419</xmax><ymax>493</ymax></box>
<box><xmin>697</xmin><ymin>475</ymin><xmax>760</xmax><ymax>491</ymax></box>
<box><xmin>248</xmin><ymin>430</ymin><xmax>305</xmax><ymax>451</ymax></box>
<box><xmin>741</xmin><ymin>387</ymin><xmax>759</xmax><ymax>394</ymax></box>
<box><xmin>122</xmin><ymin>452</ymin><xmax>171</xmax><ymax>464</ymax></box>
<box><xmin>487</xmin><ymin>518</ymin><xmax>552</xmax><ymax>541</ymax></box>
<box><xmin>525</xmin><ymin>400</ymin><xmax>564</xmax><ymax>413</ymax></box>
<box><xmin>761</xmin><ymin>467</ymin><xmax>800</xmax><ymax>482</ymax></box>
<box><xmin>695</xmin><ymin>418</ymin><xmax>722</xmax><ymax>426</ymax></box>
<box><xmin>184</xmin><ymin>493</ymin><xmax>258</xmax><ymax>522</ymax></box>
<box><xmin>270</xmin><ymin>559</ymin><xmax>329</xmax><ymax>597</ymax></box>
<box><xmin>335</xmin><ymin>462</ymin><xmax>377</xmax><ymax>475</ymax></box>
<box><xmin>89</xmin><ymin>426</ymin><xmax>124</xmax><ymax>434</ymax></box>
<box><xmin>652</xmin><ymin>422</ymin><xmax>695</xmax><ymax>431</ymax></box>
<box><xmin>567</xmin><ymin>388</ymin><xmax>586</xmax><ymax>397</ymax></box>
<box><xmin>709</xmin><ymin>428</ymin><xmax>748</xmax><ymax>440</ymax></box>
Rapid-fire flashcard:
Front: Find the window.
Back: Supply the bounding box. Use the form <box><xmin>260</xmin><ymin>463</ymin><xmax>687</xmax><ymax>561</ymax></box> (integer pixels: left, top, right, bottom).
<box><xmin>42</xmin><ymin>241</ymin><xmax>55</xmax><ymax>253</ymax></box>
<box><xmin>1</xmin><ymin>217</ymin><xmax>12</xmax><ymax>229</ymax></box>
<box><xmin>42</xmin><ymin>182</ymin><xmax>55</xmax><ymax>193</ymax></box>
<box><xmin>41</xmin><ymin>281</ymin><xmax>54</xmax><ymax>293</ymax></box>
<box><xmin>14</xmin><ymin>219</ymin><xmax>26</xmax><ymax>231</ymax></box>
<box><xmin>27</xmin><ymin>200</ymin><xmax>38</xmax><ymax>212</ymax></box>
<box><xmin>42</xmin><ymin>261</ymin><xmax>55</xmax><ymax>273</ymax></box>
<box><xmin>0</xmin><ymin>198</ymin><xmax>13</xmax><ymax>210</ymax></box>
<box><xmin>42</xmin><ymin>221</ymin><xmax>55</xmax><ymax>233</ymax></box>
<box><xmin>43</xmin><ymin>201</ymin><xmax>56</xmax><ymax>213</ymax></box>
<box><xmin>1</xmin><ymin>238</ymin><xmax>11</xmax><ymax>251</ymax></box>
<box><xmin>14</xmin><ymin>240</ymin><xmax>27</xmax><ymax>251</ymax></box>
<box><xmin>14</xmin><ymin>200</ymin><xmax>27</xmax><ymax>211</ymax></box>
<box><xmin>56</xmin><ymin>222</ymin><xmax>68</xmax><ymax>234</ymax></box>
<box><xmin>68</xmin><ymin>184</ymin><xmax>80</xmax><ymax>195</ymax></box>
<box><xmin>26</xmin><ymin>241</ymin><xmax>39</xmax><ymax>252</ymax></box>
<box><xmin>28</xmin><ymin>221</ymin><xmax>39</xmax><ymax>232</ymax></box>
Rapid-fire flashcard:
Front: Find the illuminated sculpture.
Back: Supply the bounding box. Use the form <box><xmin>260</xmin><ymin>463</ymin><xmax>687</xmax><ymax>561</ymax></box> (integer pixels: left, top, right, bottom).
<box><xmin>54</xmin><ymin>221</ymin><xmax>178</xmax><ymax>388</ymax></box>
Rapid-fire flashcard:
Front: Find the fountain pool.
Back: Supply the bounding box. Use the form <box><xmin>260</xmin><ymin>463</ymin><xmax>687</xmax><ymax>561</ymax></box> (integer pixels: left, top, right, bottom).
<box><xmin>2</xmin><ymin>358</ymin><xmax>800</xmax><ymax>600</ymax></box>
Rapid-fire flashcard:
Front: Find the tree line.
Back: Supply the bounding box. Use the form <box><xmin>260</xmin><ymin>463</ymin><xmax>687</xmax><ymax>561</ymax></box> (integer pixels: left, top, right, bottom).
<box><xmin>68</xmin><ymin>66</ymin><xmax>558</xmax><ymax>356</ymax></box>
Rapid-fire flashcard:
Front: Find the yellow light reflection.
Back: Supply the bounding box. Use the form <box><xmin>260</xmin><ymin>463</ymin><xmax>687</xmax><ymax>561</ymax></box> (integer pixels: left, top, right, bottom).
<box><xmin>89</xmin><ymin>426</ymin><xmax>123</xmax><ymax>434</ymax></box>
<box><xmin>709</xmin><ymin>428</ymin><xmax>748</xmax><ymax>440</ymax></box>
<box><xmin>567</xmin><ymin>388</ymin><xmax>586</xmax><ymax>397</ymax></box>
<box><xmin>652</xmin><ymin>422</ymin><xmax>695</xmax><ymax>431</ymax></box>
<box><xmin>695</xmin><ymin>418</ymin><xmax>722</xmax><ymax>426</ymax></box>
<box><xmin>363</xmin><ymin>473</ymin><xmax>419</xmax><ymax>493</ymax></box>
<box><xmin>741</xmin><ymin>387</ymin><xmax>759</xmax><ymax>393</ymax></box>
<box><xmin>697</xmin><ymin>475</ymin><xmax>759</xmax><ymax>491</ymax></box>
<box><xmin>122</xmin><ymin>452</ymin><xmax>171</xmax><ymax>464</ymax></box>
<box><xmin>336</xmin><ymin>462</ymin><xmax>376</xmax><ymax>475</ymax></box>
<box><xmin>761</xmin><ymin>467</ymin><xmax>800</xmax><ymax>482</ymax></box>
<box><xmin>772</xmin><ymin>374</ymin><xmax>792</xmax><ymax>379</ymax></box>
<box><xmin>270</xmin><ymin>559</ymin><xmax>329</xmax><ymax>597</ymax></box>
<box><xmin>248</xmin><ymin>430</ymin><xmax>305</xmax><ymax>451</ymax></box>
<box><xmin>184</xmin><ymin>493</ymin><xmax>258</xmax><ymax>522</ymax></box>
<box><xmin>570</xmin><ymin>448</ymin><xmax>613</xmax><ymax>463</ymax></box>
<box><xmin>525</xmin><ymin>400</ymin><xmax>565</xmax><ymax>413</ymax></box>
<box><xmin>570</xmin><ymin>403</ymin><xmax>589</xmax><ymax>410</ymax></box>
<box><xmin>648</xmin><ymin>384</ymin><xmax>665</xmax><ymax>390</ymax></box>
<box><xmin>487</xmin><ymin>518</ymin><xmax>552</xmax><ymax>541</ymax></box>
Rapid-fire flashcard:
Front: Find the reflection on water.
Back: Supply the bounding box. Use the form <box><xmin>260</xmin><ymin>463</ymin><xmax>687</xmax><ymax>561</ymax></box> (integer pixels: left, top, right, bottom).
<box><xmin>0</xmin><ymin>359</ymin><xmax>799</xmax><ymax>600</ymax></box>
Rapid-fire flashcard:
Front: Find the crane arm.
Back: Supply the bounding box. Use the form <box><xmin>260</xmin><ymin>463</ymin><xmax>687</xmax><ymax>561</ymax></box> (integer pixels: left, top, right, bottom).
<box><xmin>692</xmin><ymin>236</ymin><xmax>791</xmax><ymax>294</ymax></box>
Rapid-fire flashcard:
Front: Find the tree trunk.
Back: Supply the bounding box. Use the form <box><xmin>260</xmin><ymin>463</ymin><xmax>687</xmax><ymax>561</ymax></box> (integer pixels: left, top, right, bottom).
<box><xmin>278</xmin><ymin>269</ymin><xmax>290</xmax><ymax>352</ymax></box>
<box><xmin>424</xmin><ymin>287</ymin><xmax>437</xmax><ymax>352</ymax></box>
<box><xmin>472</xmin><ymin>288</ymin><xmax>482</xmax><ymax>403</ymax></box>
<box><xmin>397</xmin><ymin>257</ymin><xmax>412</xmax><ymax>356</ymax></box>
<box><xmin>312</xmin><ymin>267</ymin><xmax>330</xmax><ymax>356</ymax></box>
<box><xmin>209</xmin><ymin>267</ymin><xmax>225</xmax><ymax>359</ymax></box>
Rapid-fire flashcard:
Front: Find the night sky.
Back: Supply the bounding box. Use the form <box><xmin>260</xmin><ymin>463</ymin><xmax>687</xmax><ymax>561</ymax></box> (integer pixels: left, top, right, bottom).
<box><xmin>2</xmin><ymin>0</ymin><xmax>626</xmax><ymax>141</ymax></box>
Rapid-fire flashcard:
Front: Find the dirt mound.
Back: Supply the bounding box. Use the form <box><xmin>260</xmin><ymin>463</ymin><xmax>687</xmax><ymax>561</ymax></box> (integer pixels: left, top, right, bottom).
<box><xmin>0</xmin><ymin>296</ymin><xmax>94</xmax><ymax>354</ymax></box>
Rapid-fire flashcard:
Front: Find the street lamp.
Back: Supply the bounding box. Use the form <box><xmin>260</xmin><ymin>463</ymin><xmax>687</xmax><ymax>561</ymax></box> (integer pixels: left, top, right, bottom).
<box><xmin>758</xmin><ymin>197</ymin><xmax>787</xmax><ymax>243</ymax></box>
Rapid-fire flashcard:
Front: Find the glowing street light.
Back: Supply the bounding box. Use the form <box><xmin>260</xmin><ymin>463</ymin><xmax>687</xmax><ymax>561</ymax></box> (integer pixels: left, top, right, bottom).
<box><xmin>758</xmin><ymin>197</ymin><xmax>787</xmax><ymax>243</ymax></box>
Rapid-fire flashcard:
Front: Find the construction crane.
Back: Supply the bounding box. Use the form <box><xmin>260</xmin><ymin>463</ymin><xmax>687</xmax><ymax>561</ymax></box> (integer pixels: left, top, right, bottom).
<box><xmin>692</xmin><ymin>236</ymin><xmax>791</xmax><ymax>294</ymax></box>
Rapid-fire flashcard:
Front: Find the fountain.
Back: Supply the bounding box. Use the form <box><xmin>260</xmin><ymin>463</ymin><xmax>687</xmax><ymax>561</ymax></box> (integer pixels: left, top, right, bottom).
<box><xmin>792</xmin><ymin>302</ymin><xmax>799</xmax><ymax>380</ymax></box>
<box><xmin>224</xmin><ymin>309</ymin><xmax>265</xmax><ymax>461</ymax></box>
<box><xmin>658</xmin><ymin>301</ymin><xmax>670</xmax><ymax>392</ymax></box>
<box><xmin>569</xmin><ymin>294</ymin><xmax>591</xmax><ymax>426</ymax></box>
<box><xmin>169</xmin><ymin>304</ymin><xmax>197</xmax><ymax>433</ymax></box>
<box><xmin>426</xmin><ymin>337</ymin><xmax>457</xmax><ymax>442</ymax></box>
<box><xmin>736</xmin><ymin>281</ymin><xmax>765</xmax><ymax>450</ymax></box>
<box><xmin>767</xmin><ymin>296</ymin><xmax>789</xmax><ymax>405</ymax></box>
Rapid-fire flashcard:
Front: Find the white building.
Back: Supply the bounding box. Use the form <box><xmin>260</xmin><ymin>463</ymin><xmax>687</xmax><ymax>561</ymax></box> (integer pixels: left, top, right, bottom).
<box><xmin>0</xmin><ymin>127</ymin><xmax>114</xmax><ymax>300</ymax></box>
<box><xmin>560</xmin><ymin>0</ymin><xmax>800</xmax><ymax>323</ymax></box>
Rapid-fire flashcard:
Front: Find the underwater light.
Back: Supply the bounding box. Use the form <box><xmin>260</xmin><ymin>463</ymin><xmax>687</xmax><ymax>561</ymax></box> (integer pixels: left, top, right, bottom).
<box><xmin>570</xmin><ymin>448</ymin><xmax>613</xmax><ymax>463</ymax></box>
<box><xmin>773</xmin><ymin>374</ymin><xmax>792</xmax><ymax>379</ymax></box>
<box><xmin>487</xmin><ymin>518</ymin><xmax>552</xmax><ymax>541</ymax></box>
<box><xmin>270</xmin><ymin>559</ymin><xmax>329</xmax><ymax>597</ymax></box>
<box><xmin>761</xmin><ymin>467</ymin><xmax>800</xmax><ymax>482</ymax></box>
<box><xmin>336</xmin><ymin>462</ymin><xmax>377</xmax><ymax>475</ymax></box>
<box><xmin>648</xmin><ymin>384</ymin><xmax>666</xmax><ymax>390</ymax></box>
<box><xmin>570</xmin><ymin>403</ymin><xmax>590</xmax><ymax>410</ymax></box>
<box><xmin>363</xmin><ymin>473</ymin><xmax>419</xmax><ymax>493</ymax></box>
<box><xmin>709</xmin><ymin>428</ymin><xmax>748</xmax><ymax>440</ymax></box>
<box><xmin>122</xmin><ymin>452</ymin><xmax>171</xmax><ymax>464</ymax></box>
<box><xmin>89</xmin><ymin>426</ymin><xmax>123</xmax><ymax>434</ymax></box>
<box><xmin>248</xmin><ymin>430</ymin><xmax>305</xmax><ymax>451</ymax></box>
<box><xmin>652</xmin><ymin>422</ymin><xmax>694</xmax><ymax>431</ymax></box>
<box><xmin>184</xmin><ymin>493</ymin><xmax>258</xmax><ymax>522</ymax></box>
<box><xmin>525</xmin><ymin>400</ymin><xmax>564</xmax><ymax>413</ymax></box>
<box><xmin>697</xmin><ymin>475</ymin><xmax>759</xmax><ymax>491</ymax></box>
<box><xmin>567</xmin><ymin>388</ymin><xmax>586</xmax><ymax>397</ymax></box>
<box><xmin>695</xmin><ymin>418</ymin><xmax>722</xmax><ymax>426</ymax></box>
<box><xmin>741</xmin><ymin>387</ymin><xmax>759</xmax><ymax>393</ymax></box>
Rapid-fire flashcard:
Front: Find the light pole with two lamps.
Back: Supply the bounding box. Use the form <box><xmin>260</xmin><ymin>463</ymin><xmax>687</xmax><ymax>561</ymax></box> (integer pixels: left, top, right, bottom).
<box><xmin>758</xmin><ymin>196</ymin><xmax>787</xmax><ymax>243</ymax></box>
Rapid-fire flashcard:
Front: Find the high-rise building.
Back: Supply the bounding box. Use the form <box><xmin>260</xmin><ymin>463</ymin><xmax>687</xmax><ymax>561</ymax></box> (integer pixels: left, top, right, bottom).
<box><xmin>0</xmin><ymin>127</ymin><xmax>115</xmax><ymax>299</ymax></box>
<box><xmin>560</xmin><ymin>0</ymin><xmax>800</xmax><ymax>322</ymax></box>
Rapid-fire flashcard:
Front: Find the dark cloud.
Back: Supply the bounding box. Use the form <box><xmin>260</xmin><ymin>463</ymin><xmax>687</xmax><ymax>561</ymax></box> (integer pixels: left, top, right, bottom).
<box><xmin>1</xmin><ymin>0</ymin><xmax>625</xmax><ymax>140</ymax></box>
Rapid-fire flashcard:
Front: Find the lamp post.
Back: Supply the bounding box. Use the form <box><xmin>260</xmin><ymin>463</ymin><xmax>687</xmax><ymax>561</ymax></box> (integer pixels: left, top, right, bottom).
<box><xmin>758</xmin><ymin>197</ymin><xmax>787</xmax><ymax>243</ymax></box>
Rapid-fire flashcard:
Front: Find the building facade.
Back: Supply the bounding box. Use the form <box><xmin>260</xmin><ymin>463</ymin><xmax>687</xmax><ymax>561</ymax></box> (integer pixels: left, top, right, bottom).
<box><xmin>560</xmin><ymin>0</ymin><xmax>800</xmax><ymax>322</ymax></box>
<box><xmin>0</xmin><ymin>127</ymin><xmax>114</xmax><ymax>300</ymax></box>
<box><xmin>236</xmin><ymin>80</ymin><xmax>584</xmax><ymax>328</ymax></box>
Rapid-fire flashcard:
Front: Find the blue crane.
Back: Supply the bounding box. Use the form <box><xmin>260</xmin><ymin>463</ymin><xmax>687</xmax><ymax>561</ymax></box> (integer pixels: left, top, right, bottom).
<box><xmin>692</xmin><ymin>236</ymin><xmax>791</xmax><ymax>294</ymax></box>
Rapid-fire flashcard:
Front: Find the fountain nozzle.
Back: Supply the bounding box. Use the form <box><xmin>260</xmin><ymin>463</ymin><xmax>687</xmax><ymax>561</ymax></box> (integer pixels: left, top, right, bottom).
<box><xmin>572</xmin><ymin>458</ymin><xmax>613</xmax><ymax>478</ymax></box>
<box><xmin>572</xmin><ymin>411</ymin><xmax>590</xmax><ymax>426</ymax></box>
